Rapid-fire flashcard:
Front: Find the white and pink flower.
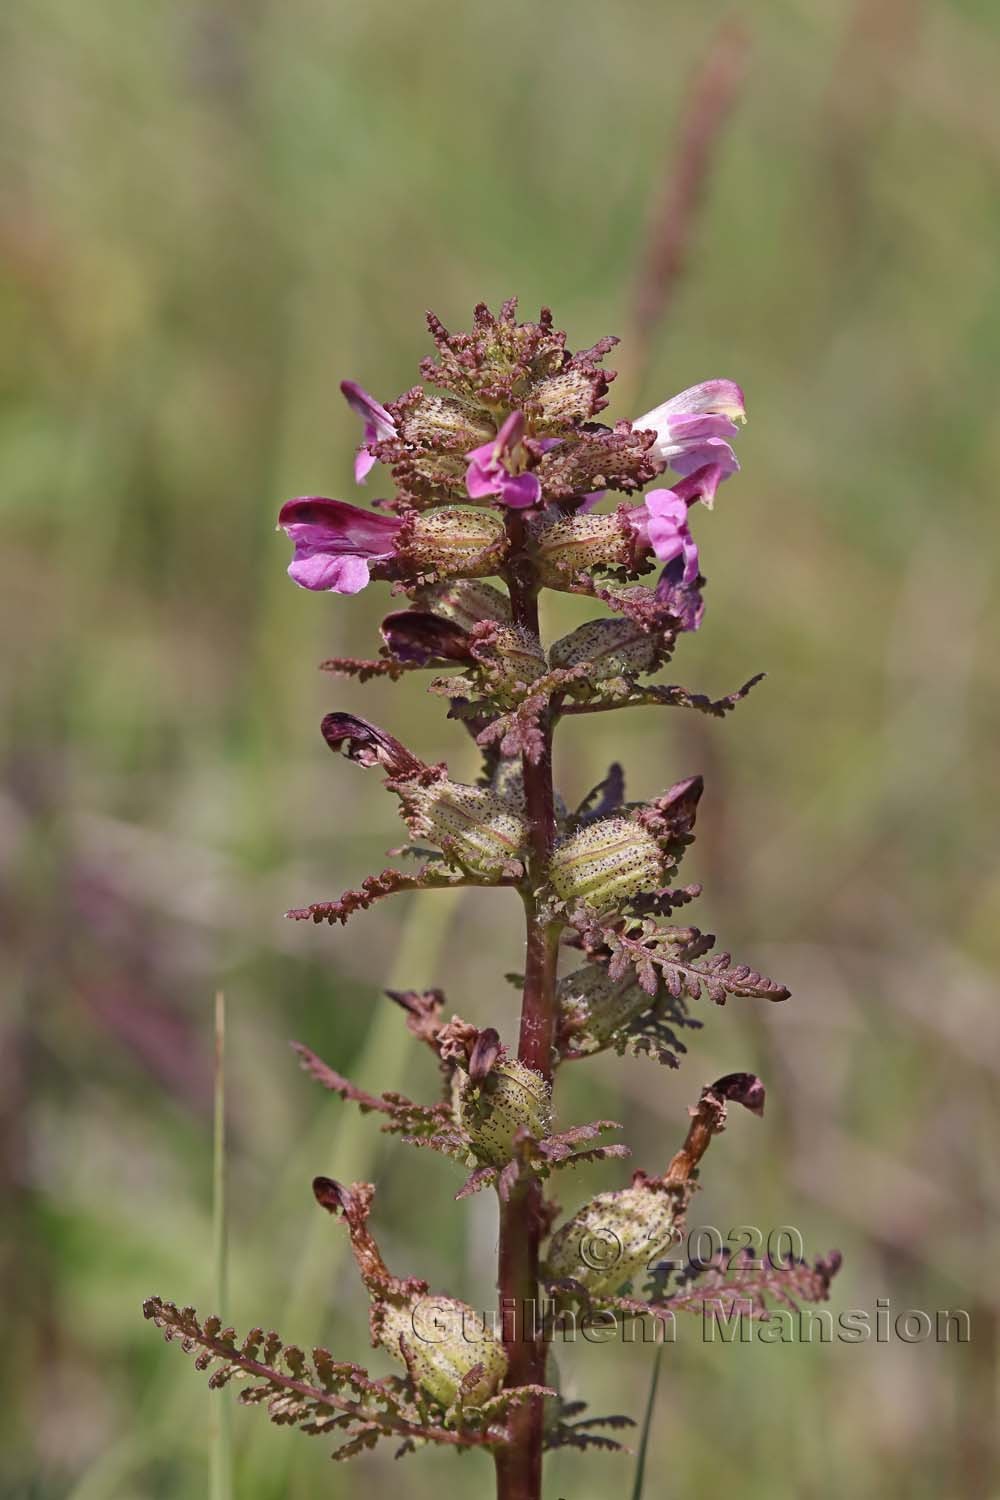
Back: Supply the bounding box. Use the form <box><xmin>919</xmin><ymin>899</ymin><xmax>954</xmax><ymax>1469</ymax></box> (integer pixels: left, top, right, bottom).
<box><xmin>632</xmin><ymin>380</ymin><xmax>745</xmax><ymax>505</ymax></box>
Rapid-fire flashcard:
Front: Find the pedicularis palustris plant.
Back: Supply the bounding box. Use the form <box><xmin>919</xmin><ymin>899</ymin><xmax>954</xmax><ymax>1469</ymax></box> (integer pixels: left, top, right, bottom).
<box><xmin>145</xmin><ymin>301</ymin><xmax>840</xmax><ymax>1498</ymax></box>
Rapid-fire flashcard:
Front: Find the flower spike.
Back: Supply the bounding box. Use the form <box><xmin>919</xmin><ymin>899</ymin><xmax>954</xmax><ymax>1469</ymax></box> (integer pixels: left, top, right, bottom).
<box><xmin>152</xmin><ymin>301</ymin><xmax>837</xmax><ymax>1489</ymax></box>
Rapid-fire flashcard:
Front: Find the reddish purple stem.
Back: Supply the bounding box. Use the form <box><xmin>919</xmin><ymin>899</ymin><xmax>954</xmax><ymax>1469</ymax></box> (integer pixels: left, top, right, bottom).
<box><xmin>492</xmin><ymin>514</ymin><xmax>561</xmax><ymax>1500</ymax></box>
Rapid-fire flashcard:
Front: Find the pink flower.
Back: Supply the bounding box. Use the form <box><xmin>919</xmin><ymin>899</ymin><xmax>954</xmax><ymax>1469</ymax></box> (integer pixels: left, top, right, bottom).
<box><xmin>465</xmin><ymin>411</ymin><xmax>541</xmax><ymax>509</ymax></box>
<box><xmin>632</xmin><ymin>380</ymin><xmax>745</xmax><ymax>506</ymax></box>
<box><xmin>627</xmin><ymin>463</ymin><xmax>724</xmax><ymax>584</ymax></box>
<box><xmin>278</xmin><ymin>497</ymin><xmax>401</xmax><ymax>594</ymax></box>
<box><xmin>340</xmin><ymin>381</ymin><xmax>397</xmax><ymax>484</ymax></box>
<box><xmin>633</xmin><ymin>490</ymin><xmax>700</xmax><ymax>582</ymax></box>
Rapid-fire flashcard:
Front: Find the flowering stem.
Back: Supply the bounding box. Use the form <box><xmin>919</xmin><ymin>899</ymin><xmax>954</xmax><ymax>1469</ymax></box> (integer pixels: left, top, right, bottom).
<box><xmin>494</xmin><ymin>518</ymin><xmax>561</xmax><ymax>1500</ymax></box>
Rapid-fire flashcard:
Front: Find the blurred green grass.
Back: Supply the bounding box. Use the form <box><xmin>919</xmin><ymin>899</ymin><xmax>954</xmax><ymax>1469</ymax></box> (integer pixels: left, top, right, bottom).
<box><xmin>2</xmin><ymin>0</ymin><xmax>999</xmax><ymax>1496</ymax></box>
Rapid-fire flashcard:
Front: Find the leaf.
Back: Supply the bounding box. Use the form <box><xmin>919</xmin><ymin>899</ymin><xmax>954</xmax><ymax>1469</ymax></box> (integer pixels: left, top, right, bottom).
<box><xmin>571</xmin><ymin>1249</ymin><xmax>843</xmax><ymax>1328</ymax></box>
<box><xmin>653</xmin><ymin>1250</ymin><xmax>843</xmax><ymax>1319</ymax></box>
<box><xmin>544</xmin><ymin>1396</ymin><xmax>637</xmax><ymax>1455</ymax></box>
<box><xmin>292</xmin><ymin>1043</ymin><xmax>467</xmax><ymax>1158</ymax></box>
<box><xmin>319</xmin><ymin>655</ymin><xmax>411</xmax><ymax>682</ymax></box>
<box><xmin>142</xmin><ymin>1297</ymin><xmax>487</xmax><ymax>1457</ymax></box>
<box><xmin>286</xmin><ymin>864</ymin><xmax>475</xmax><ymax>926</ymax></box>
<box><xmin>460</xmin><ymin>1119</ymin><xmax>631</xmax><ymax>1201</ymax></box>
<box><xmin>561</xmin><ymin>672</ymin><xmax>766</xmax><ymax>721</ymax></box>
<box><xmin>639</xmin><ymin>674</ymin><xmax>765</xmax><ymax>718</ymax></box>
<box><xmin>601</xmin><ymin>924</ymin><xmax>790</xmax><ymax>1007</ymax></box>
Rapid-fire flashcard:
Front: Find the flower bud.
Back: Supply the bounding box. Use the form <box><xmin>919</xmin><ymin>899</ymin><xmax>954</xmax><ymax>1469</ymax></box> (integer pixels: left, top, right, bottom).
<box><xmin>471</xmin><ymin>622</ymin><xmax>547</xmax><ymax>692</ymax></box>
<box><xmin>548</xmin><ymin>818</ymin><xmax>663</xmax><ymax>908</ymax></box>
<box><xmin>557</xmin><ymin>963</ymin><xmax>653</xmax><ymax>1054</ymax></box>
<box><xmin>543</xmin><ymin>1180</ymin><xmax>683</xmax><ymax>1297</ymax></box>
<box><xmin>548</xmin><ymin>617</ymin><xmax>661</xmax><ymax>681</ymax></box>
<box><xmin>528</xmin><ymin>367</ymin><xmax>610</xmax><ymax>428</ymax></box>
<box><xmin>392</xmin><ymin>388</ymin><xmax>495</xmax><ymax>451</ymax></box>
<box><xmin>404</xmin><ymin>506</ymin><xmax>508</xmax><ymax>579</ymax></box>
<box><xmin>394</xmin><ymin>779</ymin><xmax>527</xmax><ymax>878</ymax></box>
<box><xmin>377</xmin><ymin>1294</ymin><xmax>508</xmax><ymax>1408</ymax></box>
<box><xmin>530</xmin><ymin>513</ymin><xmax>633</xmax><ymax>585</ymax></box>
<box><xmin>410</xmin><ymin>579</ymin><xmax>512</xmax><ymax>630</ymax></box>
<box><xmin>458</xmin><ymin>1055</ymin><xmax>553</xmax><ymax>1167</ymax></box>
<box><xmin>321</xmin><ymin>712</ymin><xmax>425</xmax><ymax>778</ymax></box>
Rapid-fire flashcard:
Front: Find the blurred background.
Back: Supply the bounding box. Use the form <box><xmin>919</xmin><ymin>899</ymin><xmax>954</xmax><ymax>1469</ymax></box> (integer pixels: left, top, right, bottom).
<box><xmin>2</xmin><ymin>0</ymin><xmax>999</xmax><ymax>1496</ymax></box>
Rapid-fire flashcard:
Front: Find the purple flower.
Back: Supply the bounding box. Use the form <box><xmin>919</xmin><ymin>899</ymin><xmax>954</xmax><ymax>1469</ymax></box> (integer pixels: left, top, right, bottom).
<box><xmin>340</xmin><ymin>381</ymin><xmax>397</xmax><ymax>484</ymax></box>
<box><xmin>632</xmin><ymin>489</ymin><xmax>700</xmax><ymax>582</ymax></box>
<box><xmin>278</xmin><ymin>497</ymin><xmax>401</xmax><ymax>594</ymax></box>
<box><xmin>655</xmin><ymin>556</ymin><xmax>705</xmax><ymax>633</ymax></box>
<box><xmin>627</xmin><ymin>463</ymin><xmax>724</xmax><ymax>585</ymax></box>
<box><xmin>632</xmin><ymin>380</ymin><xmax>745</xmax><ymax>506</ymax></box>
<box><xmin>465</xmin><ymin>411</ymin><xmax>541</xmax><ymax>509</ymax></box>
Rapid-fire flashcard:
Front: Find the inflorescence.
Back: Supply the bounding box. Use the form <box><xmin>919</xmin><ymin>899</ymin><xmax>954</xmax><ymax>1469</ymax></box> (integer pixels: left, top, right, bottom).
<box><xmin>145</xmin><ymin>300</ymin><xmax>839</xmax><ymax>1485</ymax></box>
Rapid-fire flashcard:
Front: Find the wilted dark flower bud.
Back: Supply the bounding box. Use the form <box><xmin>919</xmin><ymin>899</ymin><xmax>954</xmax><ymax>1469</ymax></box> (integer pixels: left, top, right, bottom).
<box><xmin>456</xmin><ymin>1029</ymin><xmax>553</xmax><ymax>1167</ymax></box>
<box><xmin>402</xmin><ymin>506</ymin><xmax>508</xmax><ymax>579</ymax></box>
<box><xmin>557</xmin><ymin>963</ymin><xmax>653</xmax><ymax>1055</ymax></box>
<box><xmin>634</xmin><ymin>775</ymin><xmax>703</xmax><ymax>840</ymax></box>
<box><xmin>381</xmin><ymin>582</ymin><xmax>514</xmax><ymax>666</ymax></box>
<box><xmin>530</xmin><ymin>512</ymin><xmax>634</xmax><ymax>585</ymax></box>
<box><xmin>320</xmin><ymin>712</ymin><xmax>426</xmax><ymax>778</ymax></box>
<box><xmin>318</xmin><ymin>712</ymin><xmax>526</xmax><ymax>877</ymax></box>
<box><xmin>394</xmin><ymin>778</ymin><xmax>528</xmax><ymax>878</ymax></box>
<box><xmin>548</xmin><ymin>617</ymin><xmax>663</xmax><ymax>681</ymax></box>
<box><xmin>543</xmin><ymin>1177</ymin><xmax>682</xmax><ymax>1297</ymax></box>
<box><xmin>380</xmin><ymin>611</ymin><xmax>475</xmax><ymax>666</ymax></box>
<box><xmin>548</xmin><ymin>818</ymin><xmax>663</xmax><ymax>908</ymax></box>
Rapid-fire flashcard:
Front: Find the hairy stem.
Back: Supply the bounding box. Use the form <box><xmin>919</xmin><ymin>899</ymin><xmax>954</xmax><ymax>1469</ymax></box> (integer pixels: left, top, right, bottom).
<box><xmin>495</xmin><ymin>517</ymin><xmax>560</xmax><ymax>1500</ymax></box>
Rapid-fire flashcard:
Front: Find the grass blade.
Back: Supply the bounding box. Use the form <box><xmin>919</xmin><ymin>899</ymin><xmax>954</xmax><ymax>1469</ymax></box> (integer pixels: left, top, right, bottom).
<box><xmin>630</xmin><ymin>1345</ymin><xmax>663</xmax><ymax>1500</ymax></box>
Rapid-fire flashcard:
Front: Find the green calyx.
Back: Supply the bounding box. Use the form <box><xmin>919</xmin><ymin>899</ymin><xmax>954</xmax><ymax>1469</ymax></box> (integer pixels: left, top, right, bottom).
<box><xmin>458</xmin><ymin>1056</ymin><xmax>553</xmax><ymax>1168</ymax></box>
<box><xmin>548</xmin><ymin>817</ymin><xmax>664</xmax><ymax>909</ymax></box>
<box><xmin>543</xmin><ymin>1180</ymin><xmax>682</xmax><ymax>1298</ymax></box>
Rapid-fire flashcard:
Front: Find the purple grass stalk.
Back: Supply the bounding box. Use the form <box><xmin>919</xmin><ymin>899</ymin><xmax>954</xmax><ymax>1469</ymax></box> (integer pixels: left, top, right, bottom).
<box><xmin>626</xmin><ymin>20</ymin><xmax>749</xmax><ymax>395</ymax></box>
<box><xmin>210</xmin><ymin>991</ymin><xmax>232</xmax><ymax>1500</ymax></box>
